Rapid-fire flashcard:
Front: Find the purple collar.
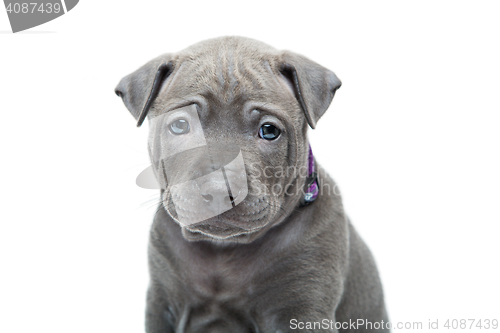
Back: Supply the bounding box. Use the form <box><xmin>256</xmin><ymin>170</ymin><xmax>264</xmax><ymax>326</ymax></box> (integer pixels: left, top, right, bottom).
<box><xmin>301</xmin><ymin>144</ymin><xmax>319</xmax><ymax>206</ymax></box>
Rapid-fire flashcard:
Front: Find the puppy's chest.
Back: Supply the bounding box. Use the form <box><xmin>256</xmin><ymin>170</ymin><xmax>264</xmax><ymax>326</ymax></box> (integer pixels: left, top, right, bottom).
<box><xmin>182</xmin><ymin>254</ymin><xmax>257</xmax><ymax>302</ymax></box>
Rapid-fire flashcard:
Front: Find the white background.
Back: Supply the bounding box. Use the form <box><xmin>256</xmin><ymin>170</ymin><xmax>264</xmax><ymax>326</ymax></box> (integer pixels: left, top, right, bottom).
<box><xmin>1</xmin><ymin>1</ymin><xmax>499</xmax><ymax>332</ymax></box>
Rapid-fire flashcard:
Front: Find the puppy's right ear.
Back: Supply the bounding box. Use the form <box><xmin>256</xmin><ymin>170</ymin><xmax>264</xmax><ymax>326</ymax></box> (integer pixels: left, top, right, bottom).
<box><xmin>279</xmin><ymin>51</ymin><xmax>341</xmax><ymax>129</ymax></box>
<box><xmin>115</xmin><ymin>55</ymin><xmax>174</xmax><ymax>127</ymax></box>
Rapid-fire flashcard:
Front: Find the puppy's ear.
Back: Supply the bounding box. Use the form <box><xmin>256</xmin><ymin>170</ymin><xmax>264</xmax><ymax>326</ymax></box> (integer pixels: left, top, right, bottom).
<box><xmin>115</xmin><ymin>55</ymin><xmax>174</xmax><ymax>127</ymax></box>
<box><xmin>279</xmin><ymin>52</ymin><xmax>341</xmax><ymax>129</ymax></box>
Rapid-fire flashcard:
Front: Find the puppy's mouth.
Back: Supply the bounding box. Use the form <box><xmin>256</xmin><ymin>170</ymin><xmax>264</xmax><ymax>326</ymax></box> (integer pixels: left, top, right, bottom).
<box><xmin>181</xmin><ymin>215</ymin><xmax>270</xmax><ymax>243</ymax></box>
<box><xmin>162</xmin><ymin>188</ymin><xmax>276</xmax><ymax>241</ymax></box>
<box><xmin>184</xmin><ymin>218</ymin><xmax>258</xmax><ymax>240</ymax></box>
<box><xmin>182</xmin><ymin>225</ymin><xmax>262</xmax><ymax>243</ymax></box>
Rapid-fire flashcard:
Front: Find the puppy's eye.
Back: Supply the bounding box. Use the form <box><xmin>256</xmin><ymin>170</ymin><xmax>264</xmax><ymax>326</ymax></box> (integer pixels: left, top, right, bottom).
<box><xmin>259</xmin><ymin>124</ymin><xmax>281</xmax><ymax>140</ymax></box>
<box><xmin>169</xmin><ymin>119</ymin><xmax>190</xmax><ymax>135</ymax></box>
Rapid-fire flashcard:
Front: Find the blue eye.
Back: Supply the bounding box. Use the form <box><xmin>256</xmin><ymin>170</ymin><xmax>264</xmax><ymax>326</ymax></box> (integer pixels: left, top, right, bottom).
<box><xmin>259</xmin><ymin>124</ymin><xmax>281</xmax><ymax>140</ymax></box>
<box><xmin>169</xmin><ymin>119</ymin><xmax>190</xmax><ymax>135</ymax></box>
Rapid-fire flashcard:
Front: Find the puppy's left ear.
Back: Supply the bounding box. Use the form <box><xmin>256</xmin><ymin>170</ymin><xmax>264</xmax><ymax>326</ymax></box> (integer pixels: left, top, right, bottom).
<box><xmin>279</xmin><ymin>52</ymin><xmax>341</xmax><ymax>129</ymax></box>
<box><xmin>115</xmin><ymin>54</ymin><xmax>174</xmax><ymax>127</ymax></box>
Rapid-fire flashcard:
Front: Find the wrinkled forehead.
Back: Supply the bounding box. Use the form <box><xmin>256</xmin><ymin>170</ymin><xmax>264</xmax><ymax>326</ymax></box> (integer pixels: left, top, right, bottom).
<box><xmin>150</xmin><ymin>52</ymin><xmax>293</xmax><ymax>115</ymax></box>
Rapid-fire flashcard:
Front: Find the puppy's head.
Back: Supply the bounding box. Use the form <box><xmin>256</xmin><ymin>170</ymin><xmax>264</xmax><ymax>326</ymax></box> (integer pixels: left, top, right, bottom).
<box><xmin>115</xmin><ymin>37</ymin><xmax>341</xmax><ymax>243</ymax></box>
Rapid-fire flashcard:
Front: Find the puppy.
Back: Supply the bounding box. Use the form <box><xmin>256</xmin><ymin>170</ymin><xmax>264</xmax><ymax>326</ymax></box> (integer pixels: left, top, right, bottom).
<box><xmin>116</xmin><ymin>36</ymin><xmax>389</xmax><ymax>333</ymax></box>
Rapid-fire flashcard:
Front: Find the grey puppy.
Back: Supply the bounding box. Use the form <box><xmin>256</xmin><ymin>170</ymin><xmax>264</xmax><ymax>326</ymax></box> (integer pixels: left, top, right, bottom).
<box><xmin>115</xmin><ymin>37</ymin><xmax>389</xmax><ymax>333</ymax></box>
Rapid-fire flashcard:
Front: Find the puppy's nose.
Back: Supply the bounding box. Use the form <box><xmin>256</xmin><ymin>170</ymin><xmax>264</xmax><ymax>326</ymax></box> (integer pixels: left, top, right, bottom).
<box><xmin>200</xmin><ymin>180</ymin><xmax>232</xmax><ymax>212</ymax></box>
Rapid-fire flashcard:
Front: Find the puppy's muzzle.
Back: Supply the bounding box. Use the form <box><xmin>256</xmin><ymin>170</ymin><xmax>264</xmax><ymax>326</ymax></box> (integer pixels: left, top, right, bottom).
<box><xmin>162</xmin><ymin>144</ymin><xmax>248</xmax><ymax>226</ymax></box>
